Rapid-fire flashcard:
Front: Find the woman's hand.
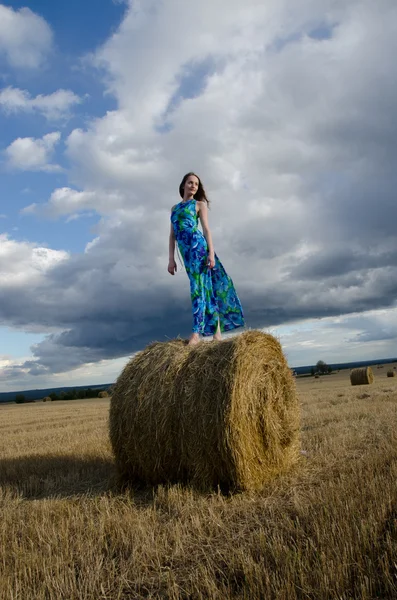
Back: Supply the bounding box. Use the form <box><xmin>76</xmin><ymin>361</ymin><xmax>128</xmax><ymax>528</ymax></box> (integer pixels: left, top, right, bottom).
<box><xmin>168</xmin><ymin>259</ymin><xmax>177</xmax><ymax>275</ymax></box>
<box><xmin>207</xmin><ymin>253</ymin><xmax>215</xmax><ymax>269</ymax></box>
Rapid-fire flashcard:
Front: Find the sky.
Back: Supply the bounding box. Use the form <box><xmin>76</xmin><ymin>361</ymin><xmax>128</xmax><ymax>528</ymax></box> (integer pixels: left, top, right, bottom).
<box><xmin>0</xmin><ymin>0</ymin><xmax>396</xmax><ymax>392</ymax></box>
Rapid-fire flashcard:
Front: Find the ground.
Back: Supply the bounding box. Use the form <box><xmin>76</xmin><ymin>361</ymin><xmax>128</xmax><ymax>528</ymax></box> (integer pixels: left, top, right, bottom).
<box><xmin>1</xmin><ymin>363</ymin><xmax>396</xmax><ymax>599</ymax></box>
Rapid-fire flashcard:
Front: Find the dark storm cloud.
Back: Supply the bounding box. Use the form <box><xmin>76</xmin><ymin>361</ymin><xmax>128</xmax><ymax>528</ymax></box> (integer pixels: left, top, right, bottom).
<box><xmin>292</xmin><ymin>247</ymin><xmax>397</xmax><ymax>280</ymax></box>
<box><xmin>352</xmin><ymin>330</ymin><xmax>397</xmax><ymax>343</ymax></box>
<box><xmin>3</xmin><ymin>166</ymin><xmax>397</xmax><ymax>379</ymax></box>
<box><xmin>239</xmin><ymin>267</ymin><xmax>397</xmax><ymax>331</ymax></box>
<box><xmin>2</xmin><ymin>0</ymin><xmax>397</xmax><ymax>381</ymax></box>
<box><xmin>1</xmin><ymin>290</ymin><xmax>193</xmax><ymax>380</ymax></box>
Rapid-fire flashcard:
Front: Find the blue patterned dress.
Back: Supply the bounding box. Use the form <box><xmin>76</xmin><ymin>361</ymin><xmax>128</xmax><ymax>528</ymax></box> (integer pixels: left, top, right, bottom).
<box><xmin>171</xmin><ymin>199</ymin><xmax>245</xmax><ymax>336</ymax></box>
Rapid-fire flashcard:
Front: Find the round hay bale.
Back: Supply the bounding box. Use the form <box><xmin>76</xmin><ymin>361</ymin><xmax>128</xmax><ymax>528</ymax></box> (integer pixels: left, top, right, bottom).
<box><xmin>387</xmin><ymin>370</ymin><xmax>396</xmax><ymax>378</ymax></box>
<box><xmin>98</xmin><ymin>390</ymin><xmax>109</xmax><ymax>398</ymax></box>
<box><xmin>350</xmin><ymin>367</ymin><xmax>374</xmax><ymax>386</ymax></box>
<box><xmin>42</xmin><ymin>396</ymin><xmax>51</xmax><ymax>402</ymax></box>
<box><xmin>109</xmin><ymin>330</ymin><xmax>300</xmax><ymax>491</ymax></box>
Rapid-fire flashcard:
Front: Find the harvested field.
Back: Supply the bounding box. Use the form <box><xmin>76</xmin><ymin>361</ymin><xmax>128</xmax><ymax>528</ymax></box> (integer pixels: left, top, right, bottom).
<box><xmin>1</xmin><ymin>366</ymin><xmax>397</xmax><ymax>599</ymax></box>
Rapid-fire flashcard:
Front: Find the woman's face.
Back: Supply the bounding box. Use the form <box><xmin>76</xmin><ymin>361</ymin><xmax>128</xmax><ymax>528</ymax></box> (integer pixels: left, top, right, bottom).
<box><xmin>184</xmin><ymin>175</ymin><xmax>199</xmax><ymax>197</ymax></box>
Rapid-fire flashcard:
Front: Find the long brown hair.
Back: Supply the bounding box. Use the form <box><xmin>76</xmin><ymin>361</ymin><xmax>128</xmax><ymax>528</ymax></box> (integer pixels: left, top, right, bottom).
<box><xmin>179</xmin><ymin>172</ymin><xmax>210</xmax><ymax>205</ymax></box>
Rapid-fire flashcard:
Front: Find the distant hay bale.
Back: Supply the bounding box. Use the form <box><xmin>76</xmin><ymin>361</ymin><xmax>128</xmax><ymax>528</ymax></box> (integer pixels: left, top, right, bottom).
<box><xmin>98</xmin><ymin>390</ymin><xmax>109</xmax><ymax>398</ymax></box>
<box><xmin>350</xmin><ymin>367</ymin><xmax>374</xmax><ymax>386</ymax></box>
<box><xmin>109</xmin><ymin>330</ymin><xmax>300</xmax><ymax>491</ymax></box>
<box><xmin>42</xmin><ymin>396</ymin><xmax>51</xmax><ymax>402</ymax></box>
<box><xmin>387</xmin><ymin>370</ymin><xmax>395</xmax><ymax>378</ymax></box>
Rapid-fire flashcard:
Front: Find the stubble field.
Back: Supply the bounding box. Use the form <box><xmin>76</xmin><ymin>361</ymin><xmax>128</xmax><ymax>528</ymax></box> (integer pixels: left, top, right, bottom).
<box><xmin>1</xmin><ymin>364</ymin><xmax>397</xmax><ymax>599</ymax></box>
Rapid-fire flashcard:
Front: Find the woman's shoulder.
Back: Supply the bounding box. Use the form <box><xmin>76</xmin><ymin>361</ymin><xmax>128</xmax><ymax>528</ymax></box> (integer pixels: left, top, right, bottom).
<box><xmin>196</xmin><ymin>199</ymin><xmax>207</xmax><ymax>210</ymax></box>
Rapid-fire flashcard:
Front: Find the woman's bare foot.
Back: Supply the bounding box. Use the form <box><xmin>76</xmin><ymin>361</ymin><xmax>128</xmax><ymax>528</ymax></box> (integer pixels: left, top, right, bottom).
<box><xmin>188</xmin><ymin>333</ymin><xmax>200</xmax><ymax>345</ymax></box>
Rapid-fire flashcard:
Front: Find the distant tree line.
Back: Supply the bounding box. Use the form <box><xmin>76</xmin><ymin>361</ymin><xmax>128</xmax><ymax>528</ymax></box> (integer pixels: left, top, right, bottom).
<box><xmin>15</xmin><ymin>387</ymin><xmax>110</xmax><ymax>404</ymax></box>
<box><xmin>311</xmin><ymin>360</ymin><xmax>333</xmax><ymax>376</ymax></box>
<box><xmin>15</xmin><ymin>394</ymin><xmax>35</xmax><ymax>404</ymax></box>
<box><xmin>48</xmin><ymin>387</ymin><xmax>108</xmax><ymax>401</ymax></box>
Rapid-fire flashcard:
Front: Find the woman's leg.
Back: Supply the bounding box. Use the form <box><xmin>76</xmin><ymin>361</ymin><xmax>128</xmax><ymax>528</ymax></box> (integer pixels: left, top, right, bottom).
<box><xmin>209</xmin><ymin>254</ymin><xmax>244</xmax><ymax>336</ymax></box>
<box><xmin>213</xmin><ymin>318</ymin><xmax>222</xmax><ymax>341</ymax></box>
<box><xmin>188</xmin><ymin>273</ymin><xmax>204</xmax><ymax>345</ymax></box>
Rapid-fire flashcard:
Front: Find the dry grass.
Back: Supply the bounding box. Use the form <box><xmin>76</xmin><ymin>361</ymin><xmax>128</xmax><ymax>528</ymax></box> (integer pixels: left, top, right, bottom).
<box><xmin>1</xmin><ymin>367</ymin><xmax>397</xmax><ymax>599</ymax></box>
<box><xmin>110</xmin><ymin>331</ymin><xmax>300</xmax><ymax>491</ymax></box>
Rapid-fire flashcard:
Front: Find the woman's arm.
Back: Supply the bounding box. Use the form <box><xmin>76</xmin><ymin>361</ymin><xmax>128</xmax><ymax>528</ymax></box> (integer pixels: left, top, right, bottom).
<box><xmin>169</xmin><ymin>222</ymin><xmax>176</xmax><ymax>260</ymax></box>
<box><xmin>197</xmin><ymin>201</ymin><xmax>215</xmax><ymax>268</ymax></box>
<box><xmin>168</xmin><ymin>217</ymin><xmax>177</xmax><ymax>275</ymax></box>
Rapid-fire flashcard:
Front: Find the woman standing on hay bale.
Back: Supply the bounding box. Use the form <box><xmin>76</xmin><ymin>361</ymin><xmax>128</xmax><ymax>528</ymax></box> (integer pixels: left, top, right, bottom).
<box><xmin>168</xmin><ymin>172</ymin><xmax>244</xmax><ymax>345</ymax></box>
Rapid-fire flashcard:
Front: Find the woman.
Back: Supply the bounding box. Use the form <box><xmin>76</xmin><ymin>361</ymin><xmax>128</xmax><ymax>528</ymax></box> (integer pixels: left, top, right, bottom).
<box><xmin>168</xmin><ymin>172</ymin><xmax>244</xmax><ymax>345</ymax></box>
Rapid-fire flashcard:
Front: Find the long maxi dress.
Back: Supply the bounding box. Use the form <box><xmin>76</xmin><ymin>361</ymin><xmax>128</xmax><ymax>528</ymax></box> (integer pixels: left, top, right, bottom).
<box><xmin>171</xmin><ymin>198</ymin><xmax>245</xmax><ymax>336</ymax></box>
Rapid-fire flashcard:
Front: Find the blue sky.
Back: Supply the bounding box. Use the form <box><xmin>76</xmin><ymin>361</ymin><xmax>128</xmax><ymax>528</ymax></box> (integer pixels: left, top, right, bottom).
<box><xmin>9</xmin><ymin>0</ymin><xmax>126</xmax><ymax>54</ymax></box>
<box><xmin>1</xmin><ymin>0</ymin><xmax>397</xmax><ymax>391</ymax></box>
<box><xmin>0</xmin><ymin>1</ymin><xmax>124</xmax><ymax>376</ymax></box>
<box><xmin>0</xmin><ymin>0</ymin><xmax>123</xmax><ymax>247</ymax></box>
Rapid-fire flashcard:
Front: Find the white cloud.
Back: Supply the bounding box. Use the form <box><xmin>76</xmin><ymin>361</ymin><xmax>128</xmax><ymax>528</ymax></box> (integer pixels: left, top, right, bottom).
<box><xmin>65</xmin><ymin>212</ymin><xmax>95</xmax><ymax>224</ymax></box>
<box><xmin>0</xmin><ymin>353</ymin><xmax>128</xmax><ymax>392</ymax></box>
<box><xmin>23</xmin><ymin>186</ymin><xmax>126</xmax><ymax>218</ymax></box>
<box><xmin>274</xmin><ymin>307</ymin><xmax>397</xmax><ymax>366</ymax></box>
<box><xmin>0</xmin><ymin>354</ymin><xmax>33</xmax><ymax>372</ymax></box>
<box><xmin>60</xmin><ymin>0</ymin><xmax>397</xmax><ymax>293</ymax></box>
<box><xmin>0</xmin><ymin>5</ymin><xmax>53</xmax><ymax>69</ymax></box>
<box><xmin>44</xmin><ymin>186</ymin><xmax>125</xmax><ymax>216</ymax></box>
<box><xmin>20</xmin><ymin>203</ymin><xmax>37</xmax><ymax>215</ymax></box>
<box><xmin>0</xmin><ymin>233</ymin><xmax>69</xmax><ymax>287</ymax></box>
<box><xmin>1</xmin><ymin>0</ymin><xmax>397</xmax><ymax>388</ymax></box>
<box><xmin>5</xmin><ymin>132</ymin><xmax>62</xmax><ymax>172</ymax></box>
<box><xmin>0</xmin><ymin>87</ymin><xmax>82</xmax><ymax>121</ymax></box>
